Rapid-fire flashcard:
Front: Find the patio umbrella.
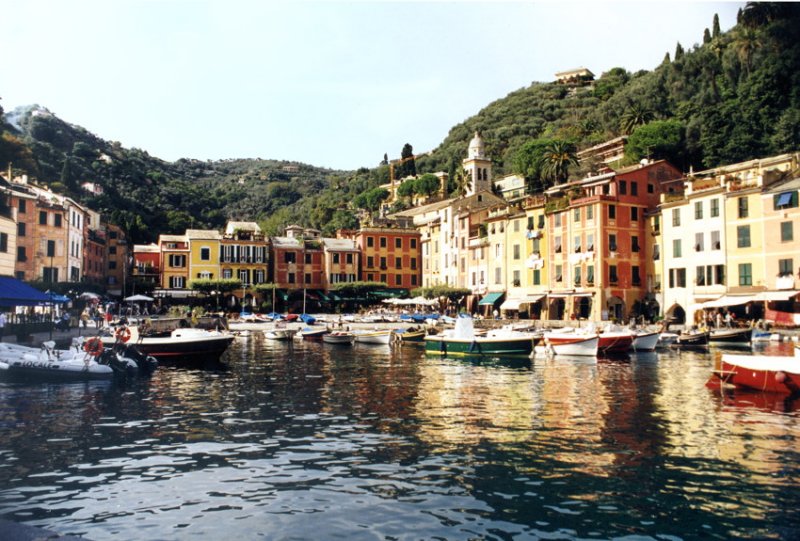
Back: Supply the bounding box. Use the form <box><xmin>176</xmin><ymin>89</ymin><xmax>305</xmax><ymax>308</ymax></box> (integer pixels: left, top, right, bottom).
<box><xmin>124</xmin><ymin>294</ymin><xmax>154</xmax><ymax>302</ymax></box>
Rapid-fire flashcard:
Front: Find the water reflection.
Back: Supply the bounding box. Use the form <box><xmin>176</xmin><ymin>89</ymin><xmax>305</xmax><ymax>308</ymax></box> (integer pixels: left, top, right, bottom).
<box><xmin>0</xmin><ymin>335</ymin><xmax>798</xmax><ymax>540</ymax></box>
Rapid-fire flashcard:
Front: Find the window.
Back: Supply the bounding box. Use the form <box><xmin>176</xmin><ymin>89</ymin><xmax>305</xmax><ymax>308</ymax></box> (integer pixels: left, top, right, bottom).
<box><xmin>711</xmin><ymin>230</ymin><xmax>721</xmax><ymax>250</ymax></box>
<box><xmin>631</xmin><ymin>182</ymin><xmax>638</xmax><ymax>196</ymax></box>
<box><xmin>738</xmin><ymin>197</ymin><xmax>749</xmax><ymax>218</ymax></box>
<box><xmin>410</xmin><ymin>257</ymin><xmax>417</xmax><ymax>270</ymax></box>
<box><xmin>673</xmin><ymin>239</ymin><xmax>682</xmax><ymax>258</ymax></box>
<box><xmin>395</xmin><ymin>275</ymin><xmax>402</xmax><ymax>286</ymax></box>
<box><xmin>609</xmin><ymin>234</ymin><xmax>617</xmax><ymax>252</ymax></box>
<box><xmin>533</xmin><ymin>269</ymin><xmax>541</xmax><ymax>285</ymax></box>
<box><xmin>380</xmin><ymin>237</ymin><xmax>387</xmax><ymax>248</ymax></box>
<box><xmin>494</xmin><ymin>267</ymin><xmax>501</xmax><ymax>285</ymax></box>
<box><xmin>109</xmin><ymin>246</ymin><xmax>117</xmax><ymax>255</ymax></box>
<box><xmin>695</xmin><ymin>233</ymin><xmax>704</xmax><ymax>252</ymax></box>
<box><xmin>555</xmin><ymin>236</ymin><xmax>562</xmax><ymax>253</ymax></box>
<box><xmin>554</xmin><ymin>213</ymin><xmax>562</xmax><ymax>227</ymax></box>
<box><xmin>586</xmin><ymin>265</ymin><xmax>594</xmax><ymax>284</ymax></box>
<box><xmin>367</xmin><ymin>237</ymin><xmax>374</xmax><ymax>247</ymax></box>
<box><xmin>200</xmin><ymin>247</ymin><xmax>210</xmax><ymax>260</ymax></box>
<box><xmin>168</xmin><ymin>254</ymin><xmax>186</xmax><ymax>267</ymax></box>
<box><xmin>17</xmin><ymin>222</ymin><xmax>25</xmax><ymax>236</ymax></box>
<box><xmin>513</xmin><ymin>270</ymin><xmax>521</xmax><ymax>286</ymax></box>
<box><xmin>574</xmin><ymin>208</ymin><xmax>581</xmax><ymax>222</ymax></box>
<box><xmin>694</xmin><ymin>201</ymin><xmax>703</xmax><ymax>220</ymax></box>
<box><xmin>284</xmin><ymin>252</ymin><xmax>296</xmax><ymax>264</ymax></box>
<box><xmin>779</xmin><ymin>258</ymin><xmax>793</xmax><ymax>277</ymax></box>
<box><xmin>609</xmin><ymin>205</ymin><xmax>616</xmax><ymax>220</ymax></box>
<box><xmin>710</xmin><ymin>198</ymin><xmax>719</xmax><ymax>217</ymax></box>
<box><xmin>586</xmin><ymin>234</ymin><xmax>594</xmax><ymax>252</ymax></box>
<box><xmin>669</xmin><ymin>268</ymin><xmax>687</xmax><ymax>288</ymax></box>
<box><xmin>632</xmin><ymin>266</ymin><xmax>641</xmax><ymax>286</ymax></box>
<box><xmin>609</xmin><ymin>265</ymin><xmax>618</xmax><ymax>284</ymax></box>
<box><xmin>0</xmin><ymin>234</ymin><xmax>10</xmax><ymax>253</ymax></box>
<box><xmin>39</xmin><ymin>211</ymin><xmax>47</xmax><ymax>225</ymax></box>
<box><xmin>739</xmin><ymin>263</ymin><xmax>753</xmax><ymax>286</ymax></box>
<box><xmin>395</xmin><ymin>257</ymin><xmax>402</xmax><ymax>269</ymax></box>
<box><xmin>737</xmin><ymin>225</ymin><xmax>751</xmax><ymax>248</ymax></box>
<box><xmin>347</xmin><ymin>253</ymin><xmax>353</xmax><ymax>264</ymax></box>
<box><xmin>46</xmin><ymin>240</ymin><xmax>56</xmax><ymax>257</ymax></box>
<box><xmin>574</xmin><ymin>266</ymin><xmax>582</xmax><ymax>286</ymax></box>
<box><xmin>555</xmin><ymin>264</ymin><xmax>563</xmax><ymax>282</ymax></box>
<box><xmin>17</xmin><ymin>247</ymin><xmax>26</xmax><ymax>262</ymax></box>
<box><xmin>647</xmin><ymin>183</ymin><xmax>655</xmax><ymax>194</ymax></box>
<box><xmin>410</xmin><ymin>238</ymin><xmax>417</xmax><ymax>249</ymax></box>
<box><xmin>696</xmin><ymin>266</ymin><xmax>706</xmax><ymax>286</ymax></box>
<box><xmin>332</xmin><ymin>253</ymin><xmax>340</xmax><ymax>264</ymax></box>
<box><xmin>395</xmin><ymin>238</ymin><xmax>402</xmax><ymax>249</ymax></box>
<box><xmin>18</xmin><ymin>200</ymin><xmax>26</xmax><ymax>213</ymax></box>
<box><xmin>573</xmin><ymin>236</ymin><xmax>581</xmax><ymax>253</ymax></box>
<box><xmin>672</xmin><ymin>208</ymin><xmax>680</xmax><ymax>226</ymax></box>
<box><xmin>54</xmin><ymin>214</ymin><xmax>62</xmax><ymax>227</ymax></box>
<box><xmin>631</xmin><ymin>207</ymin><xmax>639</xmax><ymax>221</ymax></box>
<box><xmin>774</xmin><ymin>191</ymin><xmax>798</xmax><ymax>210</ymax></box>
<box><xmin>513</xmin><ymin>244</ymin><xmax>520</xmax><ymax>259</ymax></box>
<box><xmin>619</xmin><ymin>180</ymin><xmax>627</xmax><ymax>195</ymax></box>
<box><xmin>367</xmin><ymin>256</ymin><xmax>374</xmax><ymax>268</ymax></box>
<box><xmin>632</xmin><ymin>235</ymin><xmax>640</xmax><ymax>252</ymax></box>
<box><xmin>653</xmin><ymin>244</ymin><xmax>660</xmax><ymax>260</ymax></box>
<box><xmin>538</xmin><ymin>215</ymin><xmax>545</xmax><ymax>229</ymax></box>
<box><xmin>781</xmin><ymin>221</ymin><xmax>794</xmax><ymax>242</ymax></box>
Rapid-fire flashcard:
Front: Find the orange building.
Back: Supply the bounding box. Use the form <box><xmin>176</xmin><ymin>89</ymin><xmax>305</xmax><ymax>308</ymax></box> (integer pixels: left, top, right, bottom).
<box><xmin>351</xmin><ymin>226</ymin><xmax>421</xmax><ymax>292</ymax></box>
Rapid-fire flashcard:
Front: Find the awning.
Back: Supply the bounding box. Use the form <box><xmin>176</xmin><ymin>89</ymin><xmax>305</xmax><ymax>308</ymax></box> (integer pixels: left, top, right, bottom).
<box><xmin>478</xmin><ymin>291</ymin><xmax>505</xmax><ymax>306</ymax></box>
<box><xmin>755</xmin><ymin>290</ymin><xmax>800</xmax><ymax>302</ymax></box>
<box><xmin>702</xmin><ymin>295</ymin><xmax>757</xmax><ymax>308</ymax></box>
<box><xmin>500</xmin><ymin>294</ymin><xmax>545</xmax><ymax>311</ymax></box>
<box><xmin>316</xmin><ymin>290</ymin><xmax>331</xmax><ymax>302</ymax></box>
<box><xmin>0</xmin><ymin>277</ymin><xmax>52</xmax><ymax>306</ymax></box>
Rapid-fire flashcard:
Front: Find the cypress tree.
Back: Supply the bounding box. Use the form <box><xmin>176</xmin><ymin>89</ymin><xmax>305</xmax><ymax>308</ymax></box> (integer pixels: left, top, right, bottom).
<box><xmin>712</xmin><ymin>13</ymin><xmax>721</xmax><ymax>38</ymax></box>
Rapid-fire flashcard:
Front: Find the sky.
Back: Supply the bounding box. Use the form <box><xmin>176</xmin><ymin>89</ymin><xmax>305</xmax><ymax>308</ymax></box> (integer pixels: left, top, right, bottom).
<box><xmin>2</xmin><ymin>1</ymin><xmax>743</xmax><ymax>171</ymax></box>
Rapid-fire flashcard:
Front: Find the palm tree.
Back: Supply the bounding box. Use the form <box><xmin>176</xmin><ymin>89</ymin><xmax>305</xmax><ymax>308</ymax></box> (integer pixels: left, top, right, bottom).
<box><xmin>453</xmin><ymin>168</ymin><xmax>472</xmax><ymax>197</ymax></box>
<box><xmin>539</xmin><ymin>141</ymin><xmax>578</xmax><ymax>185</ymax></box>
<box><xmin>733</xmin><ymin>26</ymin><xmax>761</xmax><ymax>76</ymax></box>
<box><xmin>620</xmin><ymin>103</ymin><xmax>655</xmax><ymax>135</ymax></box>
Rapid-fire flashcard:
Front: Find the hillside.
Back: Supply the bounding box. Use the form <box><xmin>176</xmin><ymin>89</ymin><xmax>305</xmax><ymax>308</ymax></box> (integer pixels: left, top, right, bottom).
<box><xmin>1</xmin><ymin>3</ymin><xmax>799</xmax><ymax>244</ymax></box>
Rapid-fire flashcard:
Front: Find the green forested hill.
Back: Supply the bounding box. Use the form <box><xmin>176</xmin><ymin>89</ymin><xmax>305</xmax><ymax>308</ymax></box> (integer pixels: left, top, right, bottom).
<box><xmin>1</xmin><ymin>2</ymin><xmax>798</xmax><ymax>244</ymax></box>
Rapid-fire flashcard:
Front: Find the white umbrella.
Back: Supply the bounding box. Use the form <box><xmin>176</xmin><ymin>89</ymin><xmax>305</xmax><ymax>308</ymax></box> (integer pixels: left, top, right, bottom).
<box><xmin>125</xmin><ymin>294</ymin><xmax>154</xmax><ymax>302</ymax></box>
<box><xmin>79</xmin><ymin>292</ymin><xmax>101</xmax><ymax>300</ymax></box>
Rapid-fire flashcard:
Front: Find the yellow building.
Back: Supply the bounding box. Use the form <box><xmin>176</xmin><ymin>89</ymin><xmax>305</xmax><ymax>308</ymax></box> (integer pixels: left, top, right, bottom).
<box><xmin>187</xmin><ymin>229</ymin><xmax>222</xmax><ymax>283</ymax></box>
<box><xmin>159</xmin><ymin>234</ymin><xmax>190</xmax><ymax>291</ymax></box>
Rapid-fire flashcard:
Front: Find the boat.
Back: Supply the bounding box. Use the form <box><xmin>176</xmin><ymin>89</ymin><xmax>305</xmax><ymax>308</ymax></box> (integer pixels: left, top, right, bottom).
<box><xmin>709</xmin><ymin>327</ymin><xmax>753</xmax><ymax>345</ymax></box>
<box><xmin>656</xmin><ymin>332</ymin><xmax>679</xmax><ymax>348</ymax></box>
<box><xmin>101</xmin><ymin>325</ymin><xmax>234</xmax><ymax>362</ymax></box>
<box><xmin>353</xmin><ymin>329</ymin><xmax>393</xmax><ymax>345</ymax></box>
<box><xmin>424</xmin><ymin>315</ymin><xmax>536</xmax><ymax>357</ymax></box>
<box><xmin>631</xmin><ymin>331</ymin><xmax>661</xmax><ymax>352</ymax></box>
<box><xmin>299</xmin><ymin>313</ymin><xmax>317</xmax><ymax>325</ymax></box>
<box><xmin>0</xmin><ymin>338</ymin><xmax>155</xmax><ymax>380</ymax></box>
<box><xmin>394</xmin><ymin>328</ymin><xmax>427</xmax><ymax>343</ymax></box>
<box><xmin>675</xmin><ymin>329</ymin><xmax>710</xmax><ymax>347</ymax></box>
<box><xmin>710</xmin><ymin>346</ymin><xmax>800</xmax><ymax>394</ymax></box>
<box><xmin>297</xmin><ymin>327</ymin><xmax>328</xmax><ymax>340</ymax></box>
<box><xmin>322</xmin><ymin>331</ymin><xmax>355</xmax><ymax>345</ymax></box>
<box><xmin>263</xmin><ymin>328</ymin><xmax>297</xmax><ymax>340</ymax></box>
<box><xmin>596</xmin><ymin>329</ymin><xmax>635</xmax><ymax>354</ymax></box>
<box><xmin>542</xmin><ymin>333</ymin><xmax>599</xmax><ymax>357</ymax></box>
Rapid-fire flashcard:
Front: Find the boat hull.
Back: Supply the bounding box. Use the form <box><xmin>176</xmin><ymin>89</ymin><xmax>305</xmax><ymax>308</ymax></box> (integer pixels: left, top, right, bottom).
<box><xmin>424</xmin><ymin>335</ymin><xmax>534</xmax><ymax>357</ymax></box>
<box><xmin>675</xmin><ymin>331</ymin><xmax>709</xmax><ymax>347</ymax></box>
<box><xmin>110</xmin><ymin>335</ymin><xmax>233</xmax><ymax>362</ymax></box>
<box><xmin>632</xmin><ymin>331</ymin><xmax>660</xmax><ymax>352</ymax></box>
<box><xmin>395</xmin><ymin>330</ymin><xmax>426</xmax><ymax>343</ymax></box>
<box><xmin>709</xmin><ymin>328</ymin><xmax>753</xmax><ymax>345</ymax></box>
<box><xmin>322</xmin><ymin>332</ymin><xmax>355</xmax><ymax>345</ymax></box>
<box><xmin>715</xmin><ymin>353</ymin><xmax>800</xmax><ymax>394</ymax></box>
<box><xmin>598</xmin><ymin>332</ymin><xmax>634</xmax><ymax>354</ymax></box>
<box><xmin>354</xmin><ymin>331</ymin><xmax>393</xmax><ymax>345</ymax></box>
<box><xmin>544</xmin><ymin>335</ymin><xmax>599</xmax><ymax>357</ymax></box>
<box><xmin>263</xmin><ymin>329</ymin><xmax>297</xmax><ymax>340</ymax></box>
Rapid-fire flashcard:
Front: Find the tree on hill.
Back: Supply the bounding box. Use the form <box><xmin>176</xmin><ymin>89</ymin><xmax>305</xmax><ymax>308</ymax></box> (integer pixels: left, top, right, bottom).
<box><xmin>396</xmin><ymin>143</ymin><xmax>416</xmax><ymax>179</ymax></box>
<box><xmin>540</xmin><ymin>140</ymin><xmax>578</xmax><ymax>185</ymax></box>
<box><xmin>625</xmin><ymin>119</ymin><xmax>686</xmax><ymax>167</ymax></box>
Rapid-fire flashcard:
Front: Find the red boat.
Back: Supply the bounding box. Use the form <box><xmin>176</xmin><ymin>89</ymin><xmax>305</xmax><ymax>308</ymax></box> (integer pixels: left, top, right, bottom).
<box><xmin>711</xmin><ymin>347</ymin><xmax>800</xmax><ymax>394</ymax></box>
<box><xmin>597</xmin><ymin>330</ymin><xmax>635</xmax><ymax>354</ymax></box>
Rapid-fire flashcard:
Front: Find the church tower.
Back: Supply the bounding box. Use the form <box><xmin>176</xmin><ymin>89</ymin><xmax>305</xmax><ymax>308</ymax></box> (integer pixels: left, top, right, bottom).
<box><xmin>462</xmin><ymin>132</ymin><xmax>492</xmax><ymax>196</ymax></box>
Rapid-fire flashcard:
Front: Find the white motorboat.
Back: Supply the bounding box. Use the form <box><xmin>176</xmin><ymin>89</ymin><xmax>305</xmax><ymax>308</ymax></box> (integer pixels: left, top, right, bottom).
<box><xmin>101</xmin><ymin>325</ymin><xmax>233</xmax><ymax>363</ymax></box>
<box><xmin>263</xmin><ymin>328</ymin><xmax>298</xmax><ymax>340</ymax></box>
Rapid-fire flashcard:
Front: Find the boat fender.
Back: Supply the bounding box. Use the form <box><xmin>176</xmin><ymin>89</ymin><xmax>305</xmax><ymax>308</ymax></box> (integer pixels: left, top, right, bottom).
<box><xmin>115</xmin><ymin>327</ymin><xmax>132</xmax><ymax>343</ymax></box>
<box><xmin>776</xmin><ymin>371</ymin><xmax>787</xmax><ymax>383</ymax></box>
<box><xmin>83</xmin><ymin>337</ymin><xmax>104</xmax><ymax>357</ymax></box>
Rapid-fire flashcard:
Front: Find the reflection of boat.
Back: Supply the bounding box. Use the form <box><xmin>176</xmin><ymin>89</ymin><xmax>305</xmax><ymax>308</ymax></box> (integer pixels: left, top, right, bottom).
<box><xmin>424</xmin><ymin>316</ymin><xmax>535</xmax><ymax>357</ymax></box>
<box><xmin>102</xmin><ymin>326</ymin><xmax>234</xmax><ymax>362</ymax></box>
<box><xmin>322</xmin><ymin>331</ymin><xmax>355</xmax><ymax>345</ymax></box>
<box><xmin>675</xmin><ymin>330</ymin><xmax>709</xmax><ymax>347</ymax></box>
<box><xmin>711</xmin><ymin>347</ymin><xmax>800</xmax><ymax>394</ymax></box>
<box><xmin>709</xmin><ymin>327</ymin><xmax>753</xmax><ymax>345</ymax></box>
<box><xmin>354</xmin><ymin>329</ymin><xmax>393</xmax><ymax>345</ymax></box>
<box><xmin>543</xmin><ymin>333</ymin><xmax>599</xmax><ymax>357</ymax></box>
<box><xmin>631</xmin><ymin>331</ymin><xmax>660</xmax><ymax>352</ymax></box>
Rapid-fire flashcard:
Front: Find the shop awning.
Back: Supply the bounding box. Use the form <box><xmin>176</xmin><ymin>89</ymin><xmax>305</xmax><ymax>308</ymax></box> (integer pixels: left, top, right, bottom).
<box><xmin>500</xmin><ymin>294</ymin><xmax>546</xmax><ymax>311</ymax></box>
<box><xmin>0</xmin><ymin>277</ymin><xmax>51</xmax><ymax>306</ymax></box>
<box><xmin>755</xmin><ymin>290</ymin><xmax>800</xmax><ymax>302</ymax></box>
<box><xmin>316</xmin><ymin>290</ymin><xmax>331</xmax><ymax>302</ymax></box>
<box><xmin>702</xmin><ymin>295</ymin><xmax>757</xmax><ymax>308</ymax></box>
<box><xmin>479</xmin><ymin>291</ymin><xmax>505</xmax><ymax>306</ymax></box>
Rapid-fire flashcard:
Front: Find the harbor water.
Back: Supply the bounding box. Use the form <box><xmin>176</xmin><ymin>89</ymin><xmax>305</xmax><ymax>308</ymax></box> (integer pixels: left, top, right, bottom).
<box><xmin>0</xmin><ymin>336</ymin><xmax>799</xmax><ymax>540</ymax></box>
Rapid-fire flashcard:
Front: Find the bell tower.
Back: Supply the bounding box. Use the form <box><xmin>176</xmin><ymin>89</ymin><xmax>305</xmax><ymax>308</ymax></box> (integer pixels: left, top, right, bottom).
<box><xmin>462</xmin><ymin>132</ymin><xmax>492</xmax><ymax>195</ymax></box>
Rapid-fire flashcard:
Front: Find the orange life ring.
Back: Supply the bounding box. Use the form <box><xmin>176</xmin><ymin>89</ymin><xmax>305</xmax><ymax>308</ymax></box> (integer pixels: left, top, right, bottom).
<box><xmin>115</xmin><ymin>326</ymin><xmax>132</xmax><ymax>343</ymax></box>
<box><xmin>83</xmin><ymin>337</ymin><xmax>104</xmax><ymax>356</ymax></box>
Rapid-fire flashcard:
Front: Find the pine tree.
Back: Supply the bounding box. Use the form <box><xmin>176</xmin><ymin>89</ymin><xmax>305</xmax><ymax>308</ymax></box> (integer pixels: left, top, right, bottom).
<box><xmin>675</xmin><ymin>42</ymin><xmax>684</xmax><ymax>59</ymax></box>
